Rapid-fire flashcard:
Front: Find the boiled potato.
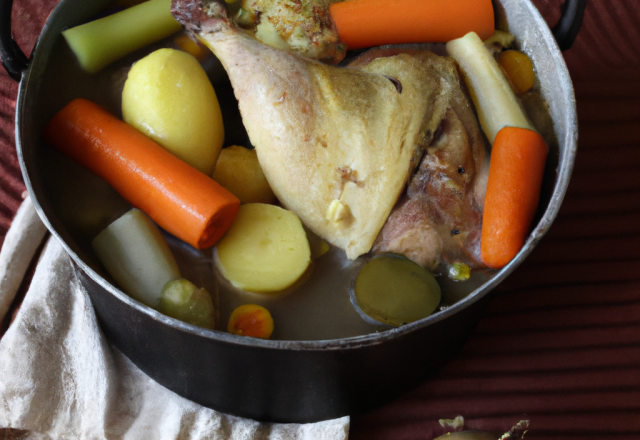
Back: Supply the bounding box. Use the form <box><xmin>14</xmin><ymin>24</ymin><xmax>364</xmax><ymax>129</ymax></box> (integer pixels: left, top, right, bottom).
<box><xmin>212</xmin><ymin>146</ymin><xmax>276</xmax><ymax>204</ymax></box>
<box><xmin>122</xmin><ymin>48</ymin><xmax>224</xmax><ymax>175</ymax></box>
<box><xmin>215</xmin><ymin>204</ymin><xmax>311</xmax><ymax>293</ymax></box>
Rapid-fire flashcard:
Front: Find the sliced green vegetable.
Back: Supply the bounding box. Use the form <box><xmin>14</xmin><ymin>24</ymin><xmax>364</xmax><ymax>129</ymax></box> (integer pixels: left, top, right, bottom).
<box><xmin>92</xmin><ymin>208</ymin><xmax>180</xmax><ymax>307</ymax></box>
<box><xmin>158</xmin><ymin>279</ymin><xmax>216</xmax><ymax>329</ymax></box>
<box><xmin>62</xmin><ymin>0</ymin><xmax>182</xmax><ymax>73</ymax></box>
<box><xmin>351</xmin><ymin>254</ymin><xmax>441</xmax><ymax>326</ymax></box>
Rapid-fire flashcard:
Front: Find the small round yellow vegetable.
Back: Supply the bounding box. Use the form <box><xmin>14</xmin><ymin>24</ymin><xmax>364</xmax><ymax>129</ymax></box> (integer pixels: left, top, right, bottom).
<box><xmin>212</xmin><ymin>146</ymin><xmax>276</xmax><ymax>204</ymax></box>
<box><xmin>215</xmin><ymin>203</ymin><xmax>311</xmax><ymax>293</ymax></box>
<box><xmin>122</xmin><ymin>48</ymin><xmax>224</xmax><ymax>175</ymax></box>
<box><xmin>499</xmin><ymin>49</ymin><xmax>536</xmax><ymax>94</ymax></box>
<box><xmin>227</xmin><ymin>304</ymin><xmax>274</xmax><ymax>339</ymax></box>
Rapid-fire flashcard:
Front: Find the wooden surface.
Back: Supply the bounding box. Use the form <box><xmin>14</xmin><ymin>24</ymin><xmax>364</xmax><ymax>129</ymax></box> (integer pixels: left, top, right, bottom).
<box><xmin>1</xmin><ymin>0</ymin><xmax>639</xmax><ymax>438</ymax></box>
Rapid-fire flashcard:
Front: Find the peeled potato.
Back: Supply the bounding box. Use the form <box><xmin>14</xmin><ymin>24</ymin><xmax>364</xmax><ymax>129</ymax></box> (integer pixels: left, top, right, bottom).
<box><xmin>122</xmin><ymin>48</ymin><xmax>224</xmax><ymax>175</ymax></box>
<box><xmin>215</xmin><ymin>204</ymin><xmax>311</xmax><ymax>293</ymax></box>
<box><xmin>212</xmin><ymin>146</ymin><xmax>276</xmax><ymax>204</ymax></box>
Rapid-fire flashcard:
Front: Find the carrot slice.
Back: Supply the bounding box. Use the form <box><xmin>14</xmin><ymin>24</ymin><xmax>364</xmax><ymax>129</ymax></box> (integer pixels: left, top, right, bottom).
<box><xmin>43</xmin><ymin>98</ymin><xmax>240</xmax><ymax>249</ymax></box>
<box><xmin>329</xmin><ymin>0</ymin><xmax>494</xmax><ymax>50</ymax></box>
<box><xmin>227</xmin><ymin>304</ymin><xmax>274</xmax><ymax>339</ymax></box>
<box><xmin>480</xmin><ymin>127</ymin><xmax>548</xmax><ymax>269</ymax></box>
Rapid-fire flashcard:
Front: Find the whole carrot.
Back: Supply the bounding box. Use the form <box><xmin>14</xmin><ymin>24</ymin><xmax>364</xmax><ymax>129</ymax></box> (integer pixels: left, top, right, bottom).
<box><xmin>43</xmin><ymin>98</ymin><xmax>240</xmax><ymax>249</ymax></box>
<box><xmin>447</xmin><ymin>33</ymin><xmax>547</xmax><ymax>269</ymax></box>
<box><xmin>329</xmin><ymin>0</ymin><xmax>494</xmax><ymax>50</ymax></box>
<box><xmin>480</xmin><ymin>127</ymin><xmax>548</xmax><ymax>269</ymax></box>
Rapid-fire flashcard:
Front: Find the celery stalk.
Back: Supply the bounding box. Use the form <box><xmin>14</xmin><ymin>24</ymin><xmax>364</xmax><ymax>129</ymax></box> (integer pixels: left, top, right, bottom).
<box><xmin>62</xmin><ymin>0</ymin><xmax>182</xmax><ymax>73</ymax></box>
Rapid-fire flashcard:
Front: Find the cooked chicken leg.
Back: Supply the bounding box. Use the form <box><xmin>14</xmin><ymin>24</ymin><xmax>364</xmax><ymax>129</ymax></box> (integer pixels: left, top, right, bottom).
<box><xmin>173</xmin><ymin>0</ymin><xmax>459</xmax><ymax>259</ymax></box>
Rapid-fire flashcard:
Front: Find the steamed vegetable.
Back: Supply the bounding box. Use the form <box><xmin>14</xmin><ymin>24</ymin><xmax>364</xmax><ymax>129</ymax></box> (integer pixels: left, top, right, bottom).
<box><xmin>447</xmin><ymin>32</ymin><xmax>548</xmax><ymax>269</ymax></box>
<box><xmin>211</xmin><ymin>146</ymin><xmax>276</xmax><ymax>204</ymax></box>
<box><xmin>92</xmin><ymin>208</ymin><xmax>180</xmax><ymax>307</ymax></box>
<box><xmin>480</xmin><ymin>127</ymin><xmax>548</xmax><ymax>269</ymax></box>
<box><xmin>329</xmin><ymin>0</ymin><xmax>494</xmax><ymax>50</ymax></box>
<box><xmin>352</xmin><ymin>254</ymin><xmax>441</xmax><ymax>326</ymax></box>
<box><xmin>446</xmin><ymin>32</ymin><xmax>534</xmax><ymax>144</ymax></box>
<box><xmin>122</xmin><ymin>48</ymin><xmax>224</xmax><ymax>175</ymax></box>
<box><xmin>499</xmin><ymin>50</ymin><xmax>536</xmax><ymax>94</ymax></box>
<box><xmin>227</xmin><ymin>304</ymin><xmax>274</xmax><ymax>339</ymax></box>
<box><xmin>62</xmin><ymin>0</ymin><xmax>182</xmax><ymax>73</ymax></box>
<box><xmin>215</xmin><ymin>204</ymin><xmax>311</xmax><ymax>293</ymax></box>
<box><xmin>43</xmin><ymin>98</ymin><xmax>240</xmax><ymax>250</ymax></box>
<box><xmin>158</xmin><ymin>278</ymin><xmax>216</xmax><ymax>329</ymax></box>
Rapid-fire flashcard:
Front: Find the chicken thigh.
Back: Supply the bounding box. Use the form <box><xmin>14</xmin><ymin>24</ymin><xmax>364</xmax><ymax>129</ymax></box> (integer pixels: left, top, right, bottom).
<box><xmin>173</xmin><ymin>0</ymin><xmax>459</xmax><ymax>259</ymax></box>
<box><xmin>172</xmin><ymin>0</ymin><xmax>488</xmax><ymax>269</ymax></box>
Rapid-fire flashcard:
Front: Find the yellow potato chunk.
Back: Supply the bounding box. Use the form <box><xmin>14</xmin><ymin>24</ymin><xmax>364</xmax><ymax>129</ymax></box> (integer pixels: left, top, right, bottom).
<box><xmin>215</xmin><ymin>204</ymin><xmax>311</xmax><ymax>293</ymax></box>
<box><xmin>122</xmin><ymin>48</ymin><xmax>224</xmax><ymax>175</ymax></box>
<box><xmin>212</xmin><ymin>146</ymin><xmax>276</xmax><ymax>204</ymax></box>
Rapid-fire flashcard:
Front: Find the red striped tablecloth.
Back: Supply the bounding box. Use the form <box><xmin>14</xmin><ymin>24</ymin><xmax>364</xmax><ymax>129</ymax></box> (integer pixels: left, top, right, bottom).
<box><xmin>1</xmin><ymin>1</ymin><xmax>639</xmax><ymax>438</ymax></box>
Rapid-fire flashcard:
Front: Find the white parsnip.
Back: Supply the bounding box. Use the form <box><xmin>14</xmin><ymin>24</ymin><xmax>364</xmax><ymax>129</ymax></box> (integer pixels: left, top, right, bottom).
<box><xmin>446</xmin><ymin>32</ymin><xmax>533</xmax><ymax>144</ymax></box>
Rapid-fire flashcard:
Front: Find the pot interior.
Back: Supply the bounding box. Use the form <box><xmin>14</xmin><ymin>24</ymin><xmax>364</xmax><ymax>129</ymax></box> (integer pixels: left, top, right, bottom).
<box><xmin>16</xmin><ymin>0</ymin><xmax>576</xmax><ymax>343</ymax></box>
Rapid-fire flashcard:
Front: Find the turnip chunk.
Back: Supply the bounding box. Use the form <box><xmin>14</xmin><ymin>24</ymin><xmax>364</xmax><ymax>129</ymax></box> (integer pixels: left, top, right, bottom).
<box><xmin>62</xmin><ymin>0</ymin><xmax>182</xmax><ymax>74</ymax></box>
<box><xmin>92</xmin><ymin>209</ymin><xmax>181</xmax><ymax>307</ymax></box>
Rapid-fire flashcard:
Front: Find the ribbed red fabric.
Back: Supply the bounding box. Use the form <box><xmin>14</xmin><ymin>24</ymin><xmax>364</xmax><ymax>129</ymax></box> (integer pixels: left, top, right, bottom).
<box><xmin>1</xmin><ymin>1</ymin><xmax>639</xmax><ymax>438</ymax></box>
<box><xmin>351</xmin><ymin>1</ymin><xmax>640</xmax><ymax>438</ymax></box>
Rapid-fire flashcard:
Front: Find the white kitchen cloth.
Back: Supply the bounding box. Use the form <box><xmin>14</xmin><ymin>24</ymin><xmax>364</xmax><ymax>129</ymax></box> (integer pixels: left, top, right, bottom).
<box><xmin>0</xmin><ymin>198</ymin><xmax>350</xmax><ymax>440</ymax></box>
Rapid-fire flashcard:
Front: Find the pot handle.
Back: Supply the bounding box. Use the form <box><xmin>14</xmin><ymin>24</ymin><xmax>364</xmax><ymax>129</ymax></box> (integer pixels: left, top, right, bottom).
<box><xmin>0</xmin><ymin>0</ymin><xmax>28</xmax><ymax>81</ymax></box>
<box><xmin>552</xmin><ymin>0</ymin><xmax>587</xmax><ymax>51</ymax></box>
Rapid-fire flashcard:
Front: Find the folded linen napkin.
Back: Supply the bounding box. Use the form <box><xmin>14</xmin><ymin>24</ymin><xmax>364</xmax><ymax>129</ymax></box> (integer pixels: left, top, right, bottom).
<box><xmin>0</xmin><ymin>198</ymin><xmax>349</xmax><ymax>440</ymax></box>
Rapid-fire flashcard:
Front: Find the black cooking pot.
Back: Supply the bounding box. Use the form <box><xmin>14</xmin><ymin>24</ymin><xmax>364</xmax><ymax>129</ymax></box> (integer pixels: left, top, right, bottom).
<box><xmin>1</xmin><ymin>0</ymin><xmax>584</xmax><ymax>423</ymax></box>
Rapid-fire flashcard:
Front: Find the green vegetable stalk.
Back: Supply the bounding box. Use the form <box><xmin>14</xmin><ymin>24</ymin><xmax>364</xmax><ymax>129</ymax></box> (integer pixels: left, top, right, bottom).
<box><xmin>62</xmin><ymin>0</ymin><xmax>182</xmax><ymax>73</ymax></box>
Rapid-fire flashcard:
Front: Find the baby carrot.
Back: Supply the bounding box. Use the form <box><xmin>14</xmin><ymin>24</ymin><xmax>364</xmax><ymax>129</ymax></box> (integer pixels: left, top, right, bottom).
<box><xmin>329</xmin><ymin>0</ymin><xmax>494</xmax><ymax>50</ymax></box>
<box><xmin>43</xmin><ymin>98</ymin><xmax>240</xmax><ymax>249</ymax></box>
<box><xmin>480</xmin><ymin>127</ymin><xmax>548</xmax><ymax>269</ymax></box>
<box><xmin>227</xmin><ymin>304</ymin><xmax>274</xmax><ymax>339</ymax></box>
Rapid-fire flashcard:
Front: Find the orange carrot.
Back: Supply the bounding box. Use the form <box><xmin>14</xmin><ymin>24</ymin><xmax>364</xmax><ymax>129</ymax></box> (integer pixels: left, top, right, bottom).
<box><xmin>43</xmin><ymin>98</ymin><xmax>240</xmax><ymax>249</ymax></box>
<box><xmin>481</xmin><ymin>126</ymin><xmax>548</xmax><ymax>269</ymax></box>
<box><xmin>227</xmin><ymin>304</ymin><xmax>274</xmax><ymax>339</ymax></box>
<box><xmin>330</xmin><ymin>0</ymin><xmax>494</xmax><ymax>50</ymax></box>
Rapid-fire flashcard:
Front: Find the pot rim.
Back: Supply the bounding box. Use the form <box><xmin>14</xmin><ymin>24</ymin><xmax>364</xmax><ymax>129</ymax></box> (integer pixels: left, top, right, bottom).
<box><xmin>15</xmin><ymin>0</ymin><xmax>578</xmax><ymax>352</ymax></box>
